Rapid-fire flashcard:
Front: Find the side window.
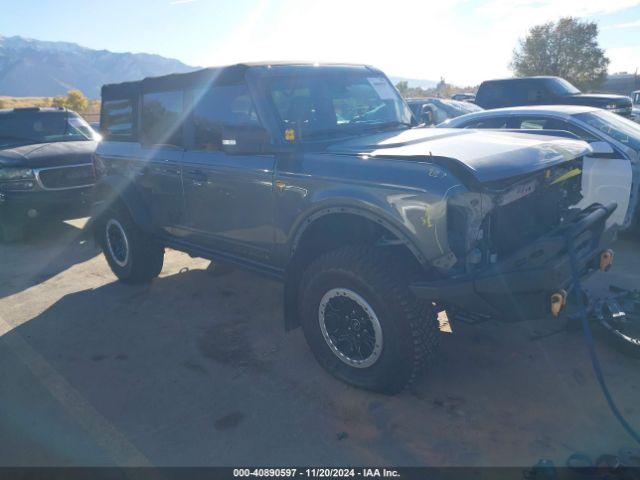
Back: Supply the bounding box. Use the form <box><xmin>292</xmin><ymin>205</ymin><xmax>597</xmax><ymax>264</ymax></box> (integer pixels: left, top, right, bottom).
<box><xmin>517</xmin><ymin>117</ymin><xmax>550</xmax><ymax>129</ymax></box>
<box><xmin>516</xmin><ymin>117</ymin><xmax>599</xmax><ymax>141</ymax></box>
<box><xmin>270</xmin><ymin>86</ymin><xmax>318</xmax><ymax>128</ymax></box>
<box><xmin>481</xmin><ymin>82</ymin><xmax>506</xmax><ymax>107</ymax></box>
<box><xmin>524</xmin><ymin>82</ymin><xmax>545</xmax><ymax>102</ymax></box>
<box><xmin>463</xmin><ymin>117</ymin><xmax>508</xmax><ymax>129</ymax></box>
<box><xmin>102</xmin><ymin>99</ymin><xmax>134</xmax><ymax>140</ymax></box>
<box><xmin>141</xmin><ymin>91</ymin><xmax>183</xmax><ymax>146</ymax></box>
<box><xmin>190</xmin><ymin>84</ymin><xmax>263</xmax><ymax>151</ymax></box>
<box><xmin>555</xmin><ymin>121</ymin><xmax>599</xmax><ymax>142</ymax></box>
<box><xmin>504</xmin><ymin>82</ymin><xmax>526</xmax><ymax>104</ymax></box>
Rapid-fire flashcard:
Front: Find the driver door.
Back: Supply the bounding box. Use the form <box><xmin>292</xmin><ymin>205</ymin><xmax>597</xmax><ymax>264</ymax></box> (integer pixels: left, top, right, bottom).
<box><xmin>181</xmin><ymin>83</ymin><xmax>276</xmax><ymax>263</ymax></box>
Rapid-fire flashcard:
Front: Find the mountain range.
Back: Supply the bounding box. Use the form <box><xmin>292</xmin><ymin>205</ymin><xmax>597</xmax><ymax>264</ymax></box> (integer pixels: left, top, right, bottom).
<box><xmin>0</xmin><ymin>35</ymin><xmax>196</xmax><ymax>99</ymax></box>
<box><xmin>0</xmin><ymin>35</ymin><xmax>439</xmax><ymax>99</ymax></box>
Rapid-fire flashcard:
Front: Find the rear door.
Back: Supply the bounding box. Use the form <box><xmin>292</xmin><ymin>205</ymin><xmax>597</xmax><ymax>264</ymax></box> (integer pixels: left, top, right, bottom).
<box><xmin>180</xmin><ymin>82</ymin><xmax>275</xmax><ymax>263</ymax></box>
<box><xmin>137</xmin><ymin>90</ymin><xmax>186</xmax><ymax>235</ymax></box>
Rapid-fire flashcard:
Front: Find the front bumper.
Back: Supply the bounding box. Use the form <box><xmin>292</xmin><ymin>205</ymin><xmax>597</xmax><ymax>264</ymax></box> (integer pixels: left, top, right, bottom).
<box><xmin>0</xmin><ymin>187</ymin><xmax>93</xmax><ymax>225</ymax></box>
<box><xmin>410</xmin><ymin>203</ymin><xmax>617</xmax><ymax>321</ymax></box>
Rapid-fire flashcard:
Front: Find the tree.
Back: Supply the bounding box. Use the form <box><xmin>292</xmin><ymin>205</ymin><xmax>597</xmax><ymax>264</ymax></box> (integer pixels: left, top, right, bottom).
<box><xmin>395</xmin><ymin>81</ymin><xmax>409</xmax><ymax>95</ymax></box>
<box><xmin>51</xmin><ymin>96</ymin><xmax>67</xmax><ymax>108</ymax></box>
<box><xmin>65</xmin><ymin>89</ymin><xmax>89</xmax><ymax>112</ymax></box>
<box><xmin>511</xmin><ymin>17</ymin><xmax>609</xmax><ymax>91</ymax></box>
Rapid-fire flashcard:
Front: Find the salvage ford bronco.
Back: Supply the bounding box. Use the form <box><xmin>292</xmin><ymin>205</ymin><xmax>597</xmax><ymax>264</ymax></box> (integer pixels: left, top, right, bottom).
<box><xmin>93</xmin><ymin>63</ymin><xmax>616</xmax><ymax>393</ymax></box>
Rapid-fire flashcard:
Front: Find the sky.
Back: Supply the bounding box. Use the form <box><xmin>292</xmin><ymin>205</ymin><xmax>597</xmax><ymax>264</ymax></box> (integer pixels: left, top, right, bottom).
<box><xmin>1</xmin><ymin>0</ymin><xmax>640</xmax><ymax>85</ymax></box>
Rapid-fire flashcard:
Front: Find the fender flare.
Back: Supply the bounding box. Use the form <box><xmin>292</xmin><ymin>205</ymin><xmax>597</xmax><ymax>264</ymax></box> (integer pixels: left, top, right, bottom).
<box><xmin>91</xmin><ymin>175</ymin><xmax>155</xmax><ymax>235</ymax></box>
<box><xmin>283</xmin><ymin>203</ymin><xmax>429</xmax><ymax>331</ymax></box>
<box><xmin>289</xmin><ymin>204</ymin><xmax>427</xmax><ymax>265</ymax></box>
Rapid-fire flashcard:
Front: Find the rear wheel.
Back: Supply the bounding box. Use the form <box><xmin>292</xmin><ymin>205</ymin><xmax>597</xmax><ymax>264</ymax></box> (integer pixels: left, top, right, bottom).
<box><xmin>299</xmin><ymin>245</ymin><xmax>439</xmax><ymax>394</ymax></box>
<box><xmin>100</xmin><ymin>206</ymin><xmax>164</xmax><ymax>283</ymax></box>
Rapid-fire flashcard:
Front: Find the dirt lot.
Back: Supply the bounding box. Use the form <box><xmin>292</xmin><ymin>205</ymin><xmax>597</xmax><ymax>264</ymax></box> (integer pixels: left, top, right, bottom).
<box><xmin>1</xmin><ymin>219</ymin><xmax>638</xmax><ymax>467</ymax></box>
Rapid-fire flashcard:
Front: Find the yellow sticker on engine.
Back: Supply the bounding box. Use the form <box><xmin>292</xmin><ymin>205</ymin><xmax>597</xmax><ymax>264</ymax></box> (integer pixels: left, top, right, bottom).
<box><xmin>550</xmin><ymin>168</ymin><xmax>582</xmax><ymax>185</ymax></box>
<box><xmin>284</xmin><ymin>129</ymin><xmax>296</xmax><ymax>141</ymax></box>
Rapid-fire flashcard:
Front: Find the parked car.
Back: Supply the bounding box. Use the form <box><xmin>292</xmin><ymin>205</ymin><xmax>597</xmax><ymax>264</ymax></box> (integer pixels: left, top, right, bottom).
<box><xmin>475</xmin><ymin>76</ymin><xmax>633</xmax><ymax>117</ymax></box>
<box><xmin>442</xmin><ymin>105</ymin><xmax>640</xmax><ymax>231</ymax></box>
<box><xmin>451</xmin><ymin>93</ymin><xmax>476</xmax><ymax>102</ymax></box>
<box><xmin>0</xmin><ymin>107</ymin><xmax>99</xmax><ymax>242</ymax></box>
<box><xmin>632</xmin><ymin>90</ymin><xmax>640</xmax><ymax>123</ymax></box>
<box><xmin>93</xmin><ymin>63</ymin><xmax>615</xmax><ymax>393</ymax></box>
<box><xmin>406</xmin><ymin>97</ymin><xmax>482</xmax><ymax>125</ymax></box>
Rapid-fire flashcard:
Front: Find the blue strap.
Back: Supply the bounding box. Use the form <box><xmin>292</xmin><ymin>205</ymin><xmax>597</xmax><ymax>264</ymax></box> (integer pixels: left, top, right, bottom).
<box><xmin>567</xmin><ymin>230</ymin><xmax>640</xmax><ymax>445</ymax></box>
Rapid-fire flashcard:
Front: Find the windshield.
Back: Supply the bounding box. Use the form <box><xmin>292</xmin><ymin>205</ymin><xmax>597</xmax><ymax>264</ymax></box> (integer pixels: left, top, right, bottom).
<box><xmin>575</xmin><ymin>110</ymin><xmax>640</xmax><ymax>150</ymax></box>
<box><xmin>0</xmin><ymin>111</ymin><xmax>96</xmax><ymax>148</ymax></box>
<box><xmin>544</xmin><ymin>78</ymin><xmax>581</xmax><ymax>96</ymax></box>
<box><xmin>265</xmin><ymin>72</ymin><xmax>412</xmax><ymax>141</ymax></box>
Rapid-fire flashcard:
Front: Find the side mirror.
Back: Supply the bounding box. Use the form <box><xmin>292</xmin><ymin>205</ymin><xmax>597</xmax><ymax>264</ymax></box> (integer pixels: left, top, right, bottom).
<box><xmin>589</xmin><ymin>141</ymin><xmax>615</xmax><ymax>156</ymax></box>
<box><xmin>420</xmin><ymin>105</ymin><xmax>435</xmax><ymax>125</ymax></box>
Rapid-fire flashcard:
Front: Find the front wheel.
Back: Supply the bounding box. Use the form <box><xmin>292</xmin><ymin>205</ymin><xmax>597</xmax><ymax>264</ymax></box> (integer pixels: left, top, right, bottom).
<box><xmin>99</xmin><ymin>206</ymin><xmax>164</xmax><ymax>283</ymax></box>
<box><xmin>298</xmin><ymin>246</ymin><xmax>439</xmax><ymax>394</ymax></box>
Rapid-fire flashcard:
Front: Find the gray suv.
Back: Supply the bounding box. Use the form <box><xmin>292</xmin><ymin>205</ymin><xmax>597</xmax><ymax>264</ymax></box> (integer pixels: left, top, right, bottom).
<box><xmin>93</xmin><ymin>63</ymin><xmax>615</xmax><ymax>393</ymax></box>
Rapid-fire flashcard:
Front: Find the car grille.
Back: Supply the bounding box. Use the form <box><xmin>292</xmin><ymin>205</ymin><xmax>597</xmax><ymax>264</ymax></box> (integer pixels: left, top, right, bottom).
<box><xmin>36</xmin><ymin>164</ymin><xmax>95</xmax><ymax>190</ymax></box>
<box><xmin>488</xmin><ymin>163</ymin><xmax>583</xmax><ymax>257</ymax></box>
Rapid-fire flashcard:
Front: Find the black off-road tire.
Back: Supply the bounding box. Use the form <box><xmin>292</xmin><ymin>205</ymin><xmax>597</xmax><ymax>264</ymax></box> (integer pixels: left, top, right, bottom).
<box><xmin>298</xmin><ymin>245</ymin><xmax>439</xmax><ymax>394</ymax></box>
<box><xmin>99</xmin><ymin>205</ymin><xmax>164</xmax><ymax>284</ymax></box>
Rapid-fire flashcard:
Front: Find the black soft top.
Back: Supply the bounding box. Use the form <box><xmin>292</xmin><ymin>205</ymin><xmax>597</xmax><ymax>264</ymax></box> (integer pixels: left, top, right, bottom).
<box><xmin>101</xmin><ymin>64</ymin><xmax>249</xmax><ymax>100</ymax></box>
<box><xmin>101</xmin><ymin>62</ymin><xmax>377</xmax><ymax>101</ymax></box>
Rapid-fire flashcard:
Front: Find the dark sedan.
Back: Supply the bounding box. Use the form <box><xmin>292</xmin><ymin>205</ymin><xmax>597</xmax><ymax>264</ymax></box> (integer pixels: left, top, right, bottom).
<box><xmin>0</xmin><ymin>107</ymin><xmax>99</xmax><ymax>242</ymax></box>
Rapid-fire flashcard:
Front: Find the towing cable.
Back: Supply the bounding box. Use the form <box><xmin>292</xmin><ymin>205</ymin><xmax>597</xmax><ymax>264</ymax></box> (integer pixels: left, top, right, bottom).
<box><xmin>566</xmin><ymin>205</ymin><xmax>640</xmax><ymax>446</ymax></box>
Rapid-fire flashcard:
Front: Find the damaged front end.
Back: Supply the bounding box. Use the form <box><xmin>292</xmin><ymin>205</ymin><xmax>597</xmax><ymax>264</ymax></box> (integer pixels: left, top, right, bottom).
<box><xmin>411</xmin><ymin>157</ymin><xmax>617</xmax><ymax>322</ymax></box>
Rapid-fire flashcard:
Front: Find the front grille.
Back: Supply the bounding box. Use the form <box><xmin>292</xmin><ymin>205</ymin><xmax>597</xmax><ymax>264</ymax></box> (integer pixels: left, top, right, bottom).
<box><xmin>488</xmin><ymin>163</ymin><xmax>583</xmax><ymax>257</ymax></box>
<box><xmin>37</xmin><ymin>165</ymin><xmax>95</xmax><ymax>190</ymax></box>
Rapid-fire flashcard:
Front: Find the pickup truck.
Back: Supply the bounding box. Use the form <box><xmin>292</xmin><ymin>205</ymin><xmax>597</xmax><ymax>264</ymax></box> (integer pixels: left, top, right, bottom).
<box><xmin>475</xmin><ymin>76</ymin><xmax>633</xmax><ymax>117</ymax></box>
<box><xmin>93</xmin><ymin>63</ymin><xmax>615</xmax><ymax>393</ymax></box>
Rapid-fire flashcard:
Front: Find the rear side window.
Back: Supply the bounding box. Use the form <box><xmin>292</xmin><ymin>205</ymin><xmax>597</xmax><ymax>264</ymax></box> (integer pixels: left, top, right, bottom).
<box><xmin>477</xmin><ymin>82</ymin><xmax>507</xmax><ymax>108</ymax></box>
<box><xmin>462</xmin><ymin>117</ymin><xmax>508</xmax><ymax>129</ymax></box>
<box><xmin>141</xmin><ymin>91</ymin><xmax>184</xmax><ymax>146</ymax></box>
<box><xmin>514</xmin><ymin>116</ymin><xmax>599</xmax><ymax>141</ymax></box>
<box><xmin>102</xmin><ymin>99</ymin><xmax>135</xmax><ymax>140</ymax></box>
<box><xmin>189</xmin><ymin>84</ymin><xmax>263</xmax><ymax>151</ymax></box>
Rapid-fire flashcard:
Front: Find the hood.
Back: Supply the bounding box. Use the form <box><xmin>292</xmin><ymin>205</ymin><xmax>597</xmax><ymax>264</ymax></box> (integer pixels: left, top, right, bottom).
<box><xmin>0</xmin><ymin>141</ymin><xmax>98</xmax><ymax>168</ymax></box>
<box><xmin>326</xmin><ymin>128</ymin><xmax>590</xmax><ymax>184</ymax></box>
<box><xmin>561</xmin><ymin>93</ymin><xmax>632</xmax><ymax>108</ymax></box>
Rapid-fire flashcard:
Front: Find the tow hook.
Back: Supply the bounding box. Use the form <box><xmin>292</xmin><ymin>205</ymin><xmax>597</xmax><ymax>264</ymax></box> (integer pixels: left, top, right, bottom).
<box><xmin>551</xmin><ymin>289</ymin><xmax>568</xmax><ymax>317</ymax></box>
<box><xmin>600</xmin><ymin>249</ymin><xmax>614</xmax><ymax>272</ymax></box>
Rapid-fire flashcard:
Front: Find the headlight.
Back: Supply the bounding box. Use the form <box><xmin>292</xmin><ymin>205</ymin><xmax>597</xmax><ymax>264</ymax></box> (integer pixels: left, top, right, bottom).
<box><xmin>0</xmin><ymin>167</ymin><xmax>35</xmax><ymax>181</ymax></box>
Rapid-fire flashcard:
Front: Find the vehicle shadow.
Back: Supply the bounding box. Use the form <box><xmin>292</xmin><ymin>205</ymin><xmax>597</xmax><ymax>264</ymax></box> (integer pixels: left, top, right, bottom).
<box><xmin>0</xmin><ymin>219</ymin><xmax>100</xmax><ymax>300</ymax></box>
<box><xmin>2</xmin><ymin>262</ymin><xmax>638</xmax><ymax>466</ymax></box>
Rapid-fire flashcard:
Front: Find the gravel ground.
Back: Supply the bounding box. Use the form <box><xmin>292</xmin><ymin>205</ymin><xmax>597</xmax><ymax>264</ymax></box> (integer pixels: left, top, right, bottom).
<box><xmin>0</xmin><ymin>219</ymin><xmax>638</xmax><ymax>467</ymax></box>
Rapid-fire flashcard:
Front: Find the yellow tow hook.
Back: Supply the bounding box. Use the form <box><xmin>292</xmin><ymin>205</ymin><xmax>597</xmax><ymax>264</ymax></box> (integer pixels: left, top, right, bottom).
<box><xmin>600</xmin><ymin>249</ymin><xmax>614</xmax><ymax>272</ymax></box>
<box><xmin>551</xmin><ymin>289</ymin><xmax>568</xmax><ymax>318</ymax></box>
